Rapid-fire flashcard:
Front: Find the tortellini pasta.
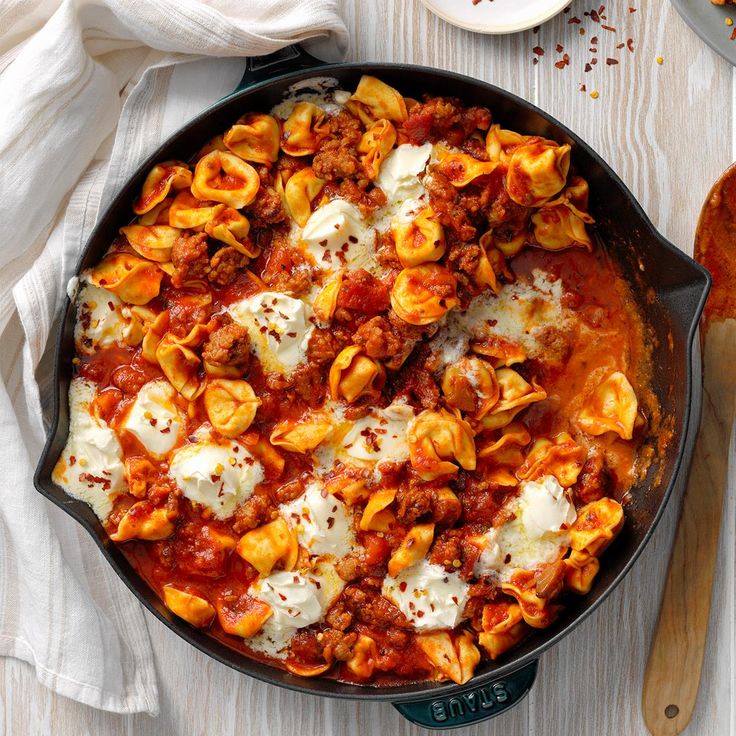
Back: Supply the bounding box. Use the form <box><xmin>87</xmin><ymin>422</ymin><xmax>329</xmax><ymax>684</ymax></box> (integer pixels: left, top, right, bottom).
<box><xmin>391</xmin><ymin>264</ymin><xmax>459</xmax><ymax>326</ymax></box>
<box><xmin>387</xmin><ymin>523</ymin><xmax>435</xmax><ymax>577</ymax></box>
<box><xmin>407</xmin><ymin>409</ymin><xmax>476</xmax><ymax>480</ymax></box>
<box><xmin>216</xmin><ymin>595</ymin><xmax>272</xmax><ymax>638</ymax></box>
<box><xmin>517</xmin><ymin>432</ymin><xmax>587</xmax><ymax>488</ymax></box>
<box><xmin>578</xmin><ymin>371</ymin><xmax>639</xmax><ymax>440</ymax></box>
<box><xmin>485</xmin><ymin>125</ymin><xmax>528</xmax><ymax>163</ymax></box>
<box><xmin>155</xmin><ymin>326</ymin><xmax>208</xmax><ymax>400</ymax></box>
<box><xmin>281</xmin><ymin>167</ymin><xmax>326</xmax><ymax>227</ymax></box>
<box><xmin>163</xmin><ymin>585</ymin><xmax>216</xmax><ymax>628</ymax></box>
<box><xmin>235</xmin><ymin>518</ymin><xmax>298</xmax><ymax>576</ymax></box>
<box><xmin>88</xmin><ymin>253</ymin><xmax>163</xmax><ymax>305</ymax></box>
<box><xmin>269</xmin><ymin>412</ymin><xmax>334</xmax><ymax>453</ymax></box>
<box><xmin>224</xmin><ymin>113</ymin><xmax>280</xmax><ymax>164</ymax></box>
<box><xmin>360</xmin><ymin>488</ymin><xmax>397</xmax><ymax>532</ymax></box>
<box><xmin>168</xmin><ymin>191</ymin><xmax>223</xmax><ymax>229</ymax></box>
<box><xmin>281</xmin><ymin>102</ymin><xmax>330</xmax><ymax>156</ymax></box>
<box><xmin>441</xmin><ymin>357</ymin><xmax>499</xmax><ymax>419</ymax></box>
<box><xmin>392</xmin><ymin>206</ymin><xmax>445</xmax><ymax>267</ymax></box>
<box><xmin>203</xmin><ymin>379</ymin><xmax>260</xmax><ymax>437</ymax></box>
<box><xmin>111</xmin><ymin>502</ymin><xmax>175</xmax><ymax>542</ymax></box>
<box><xmin>346</xmin><ymin>634</ymin><xmax>378</xmax><ymax>679</ymax></box>
<box><xmin>416</xmin><ymin>631</ymin><xmax>480</xmax><ymax>685</ymax></box>
<box><xmin>120</xmin><ymin>224</ymin><xmax>180</xmax><ymax>263</ymax></box>
<box><xmin>133</xmin><ymin>161</ymin><xmax>192</xmax><ymax>215</ymax></box>
<box><xmin>478</xmin><ymin>602</ymin><xmax>527</xmax><ymax>660</ymax></box>
<box><xmin>191</xmin><ymin>151</ymin><xmax>260</xmax><ymax>209</ymax></box>
<box><xmin>204</xmin><ymin>207</ymin><xmax>258</xmax><ymax>257</ymax></box>
<box><xmin>502</xmin><ymin>570</ymin><xmax>560</xmax><ymax>628</ymax></box>
<box><xmin>347</xmin><ymin>75</ymin><xmax>408</xmax><ymax>126</ymax></box>
<box><xmin>329</xmin><ymin>345</ymin><xmax>386</xmax><ymax>403</ymax></box>
<box><xmin>531</xmin><ymin>176</ymin><xmax>595</xmax><ymax>252</ymax></box>
<box><xmin>506</xmin><ymin>140</ymin><xmax>571</xmax><ymax>207</ymax></box>
<box><xmin>435</xmin><ymin>150</ymin><xmax>498</xmax><ymax>187</ymax></box>
<box><xmin>479</xmin><ymin>368</ymin><xmax>547</xmax><ymax>430</ymax></box>
<box><xmin>358</xmin><ymin>119</ymin><xmax>397</xmax><ymax>179</ymax></box>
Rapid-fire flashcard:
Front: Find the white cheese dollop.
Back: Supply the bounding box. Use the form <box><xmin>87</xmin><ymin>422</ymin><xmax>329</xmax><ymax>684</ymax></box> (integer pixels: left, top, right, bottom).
<box><xmin>121</xmin><ymin>379</ymin><xmax>183</xmax><ymax>459</ymax></box>
<box><xmin>450</xmin><ymin>270</ymin><xmax>569</xmax><ymax>360</ymax></box>
<box><xmin>280</xmin><ymin>481</ymin><xmax>354</xmax><ymax>558</ymax></box>
<box><xmin>52</xmin><ymin>379</ymin><xmax>125</xmax><ymax>520</ymax></box>
<box><xmin>247</xmin><ymin>564</ymin><xmax>344</xmax><ymax>660</ymax></box>
<box><xmin>228</xmin><ymin>291</ymin><xmax>313</xmax><ymax>373</ymax></box>
<box><xmin>473</xmin><ymin>475</ymin><xmax>577</xmax><ymax>581</ymax></box>
<box><xmin>382</xmin><ymin>560</ymin><xmax>469</xmax><ymax>631</ymax></box>
<box><xmin>169</xmin><ymin>434</ymin><xmax>263</xmax><ymax>520</ymax></box>
<box><xmin>341</xmin><ymin>401</ymin><xmax>415</xmax><ymax>466</ymax></box>
<box><xmin>376</xmin><ymin>142</ymin><xmax>433</xmax><ymax>200</ymax></box>
<box><xmin>73</xmin><ymin>282</ymin><xmax>132</xmax><ymax>356</ymax></box>
<box><xmin>300</xmin><ymin>199</ymin><xmax>373</xmax><ymax>273</ymax></box>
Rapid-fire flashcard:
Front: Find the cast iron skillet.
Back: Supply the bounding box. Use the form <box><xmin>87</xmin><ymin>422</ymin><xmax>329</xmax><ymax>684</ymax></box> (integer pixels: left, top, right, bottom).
<box><xmin>34</xmin><ymin>46</ymin><xmax>710</xmax><ymax>729</ymax></box>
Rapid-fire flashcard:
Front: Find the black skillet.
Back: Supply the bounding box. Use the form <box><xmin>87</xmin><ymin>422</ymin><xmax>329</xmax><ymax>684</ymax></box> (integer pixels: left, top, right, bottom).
<box><xmin>33</xmin><ymin>46</ymin><xmax>710</xmax><ymax>729</ymax></box>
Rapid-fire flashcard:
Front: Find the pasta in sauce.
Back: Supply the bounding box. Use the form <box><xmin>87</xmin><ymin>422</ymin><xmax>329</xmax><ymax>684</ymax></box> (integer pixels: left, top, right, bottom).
<box><xmin>54</xmin><ymin>76</ymin><xmax>659</xmax><ymax>686</ymax></box>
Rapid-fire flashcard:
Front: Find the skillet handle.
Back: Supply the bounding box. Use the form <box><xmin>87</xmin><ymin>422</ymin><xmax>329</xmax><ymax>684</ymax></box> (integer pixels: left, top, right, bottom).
<box><xmin>232</xmin><ymin>45</ymin><xmax>326</xmax><ymax>95</ymax></box>
<box><xmin>392</xmin><ymin>659</ymin><xmax>538</xmax><ymax>729</ymax></box>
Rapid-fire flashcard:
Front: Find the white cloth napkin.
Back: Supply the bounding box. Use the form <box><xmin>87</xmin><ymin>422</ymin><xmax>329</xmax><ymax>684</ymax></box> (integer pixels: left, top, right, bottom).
<box><xmin>0</xmin><ymin>0</ymin><xmax>348</xmax><ymax>715</ymax></box>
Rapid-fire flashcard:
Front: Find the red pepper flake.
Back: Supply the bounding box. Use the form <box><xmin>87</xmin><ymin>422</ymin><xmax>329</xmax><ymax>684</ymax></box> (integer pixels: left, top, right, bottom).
<box><xmin>591</xmin><ymin>35</ymin><xmax>599</xmax><ymax>44</ymax></box>
<box><xmin>532</xmin><ymin>25</ymin><xmax>540</xmax><ymax>34</ymax></box>
<box><xmin>532</xmin><ymin>58</ymin><xmax>539</xmax><ymax>65</ymax></box>
<box><xmin>629</xmin><ymin>6</ymin><xmax>637</xmax><ymax>11</ymax></box>
<box><xmin>556</xmin><ymin>43</ymin><xmax>564</xmax><ymax>53</ymax></box>
<box><xmin>568</xmin><ymin>15</ymin><xmax>581</xmax><ymax>24</ymax></box>
<box><xmin>584</xmin><ymin>62</ymin><xmax>592</xmax><ymax>72</ymax></box>
<box><xmin>601</xmin><ymin>24</ymin><xmax>616</xmax><ymax>32</ymax></box>
<box><xmin>616</xmin><ymin>42</ymin><xmax>625</xmax><ymax>49</ymax></box>
<box><xmin>563</xmin><ymin>5</ymin><xmax>570</xmax><ymax>12</ymax></box>
<box><xmin>579</xmin><ymin>27</ymin><xmax>586</xmax><ymax>35</ymax></box>
<box><xmin>606</xmin><ymin>57</ymin><xmax>619</xmax><ymax>65</ymax></box>
<box><xmin>731</xmin><ymin>28</ymin><xmax>736</xmax><ymax>40</ymax></box>
<box><xmin>588</xmin><ymin>9</ymin><xmax>600</xmax><ymax>22</ymax></box>
<box><xmin>579</xmin><ymin>83</ymin><xmax>587</xmax><ymax>92</ymax></box>
<box><xmin>591</xmin><ymin>57</ymin><xmax>598</xmax><ymax>65</ymax></box>
<box><xmin>533</xmin><ymin>46</ymin><xmax>545</xmax><ymax>56</ymax></box>
<box><xmin>627</xmin><ymin>37</ymin><xmax>634</xmax><ymax>52</ymax></box>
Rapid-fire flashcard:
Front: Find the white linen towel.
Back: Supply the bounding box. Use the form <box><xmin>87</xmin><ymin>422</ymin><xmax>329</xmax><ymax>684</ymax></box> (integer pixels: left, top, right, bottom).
<box><xmin>0</xmin><ymin>0</ymin><xmax>348</xmax><ymax>715</ymax></box>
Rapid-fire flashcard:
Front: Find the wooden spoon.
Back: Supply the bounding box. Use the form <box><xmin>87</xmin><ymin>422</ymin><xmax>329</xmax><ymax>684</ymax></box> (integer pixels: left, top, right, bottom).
<box><xmin>642</xmin><ymin>164</ymin><xmax>736</xmax><ymax>735</ymax></box>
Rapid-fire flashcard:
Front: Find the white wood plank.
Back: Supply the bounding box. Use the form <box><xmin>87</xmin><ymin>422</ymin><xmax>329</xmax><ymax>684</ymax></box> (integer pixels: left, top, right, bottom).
<box><xmin>2</xmin><ymin>1</ymin><xmax>734</xmax><ymax>735</ymax></box>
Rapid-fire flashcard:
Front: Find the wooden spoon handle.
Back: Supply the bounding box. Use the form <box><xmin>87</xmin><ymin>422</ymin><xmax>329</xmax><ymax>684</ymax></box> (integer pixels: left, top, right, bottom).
<box><xmin>642</xmin><ymin>322</ymin><xmax>736</xmax><ymax>735</ymax></box>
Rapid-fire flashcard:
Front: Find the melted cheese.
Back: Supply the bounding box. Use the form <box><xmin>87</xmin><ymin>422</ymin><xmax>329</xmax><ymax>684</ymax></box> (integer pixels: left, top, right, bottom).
<box><xmin>340</xmin><ymin>401</ymin><xmax>415</xmax><ymax>466</ymax></box>
<box><xmin>74</xmin><ymin>282</ymin><xmax>132</xmax><ymax>355</ymax></box>
<box><xmin>121</xmin><ymin>379</ymin><xmax>183</xmax><ymax>459</ymax></box>
<box><xmin>228</xmin><ymin>291</ymin><xmax>313</xmax><ymax>373</ymax></box>
<box><xmin>169</xmin><ymin>431</ymin><xmax>263</xmax><ymax>519</ymax></box>
<box><xmin>474</xmin><ymin>475</ymin><xmax>577</xmax><ymax>581</ymax></box>
<box><xmin>280</xmin><ymin>481</ymin><xmax>354</xmax><ymax>558</ymax></box>
<box><xmin>383</xmin><ymin>560</ymin><xmax>469</xmax><ymax>631</ymax></box>
<box><xmin>52</xmin><ymin>379</ymin><xmax>125</xmax><ymax>520</ymax></box>
<box><xmin>300</xmin><ymin>199</ymin><xmax>374</xmax><ymax>273</ymax></box>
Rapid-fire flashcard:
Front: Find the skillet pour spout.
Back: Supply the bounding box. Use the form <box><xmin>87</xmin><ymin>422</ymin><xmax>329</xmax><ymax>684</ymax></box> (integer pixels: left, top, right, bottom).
<box><xmin>33</xmin><ymin>48</ymin><xmax>710</xmax><ymax>728</ymax></box>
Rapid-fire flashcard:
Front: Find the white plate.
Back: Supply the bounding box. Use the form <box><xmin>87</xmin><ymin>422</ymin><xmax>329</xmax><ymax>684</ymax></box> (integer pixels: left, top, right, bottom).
<box><xmin>420</xmin><ymin>0</ymin><xmax>570</xmax><ymax>34</ymax></box>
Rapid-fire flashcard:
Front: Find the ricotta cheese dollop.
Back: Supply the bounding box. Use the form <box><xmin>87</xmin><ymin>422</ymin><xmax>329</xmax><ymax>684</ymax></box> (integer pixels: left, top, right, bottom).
<box><xmin>280</xmin><ymin>481</ymin><xmax>354</xmax><ymax>558</ymax></box>
<box><xmin>300</xmin><ymin>199</ymin><xmax>373</xmax><ymax>273</ymax></box>
<box><xmin>169</xmin><ymin>433</ymin><xmax>264</xmax><ymax>520</ymax></box>
<box><xmin>341</xmin><ymin>401</ymin><xmax>415</xmax><ymax>466</ymax></box>
<box><xmin>52</xmin><ymin>378</ymin><xmax>125</xmax><ymax>520</ymax></box>
<box><xmin>474</xmin><ymin>475</ymin><xmax>577</xmax><ymax>581</ymax></box>
<box><xmin>382</xmin><ymin>559</ymin><xmax>469</xmax><ymax>631</ymax></box>
<box><xmin>228</xmin><ymin>291</ymin><xmax>313</xmax><ymax>373</ymax></box>
<box><xmin>376</xmin><ymin>142</ymin><xmax>433</xmax><ymax>200</ymax></box>
<box><xmin>121</xmin><ymin>379</ymin><xmax>183</xmax><ymax>459</ymax></box>
<box><xmin>74</xmin><ymin>282</ymin><xmax>131</xmax><ymax>356</ymax></box>
<box><xmin>247</xmin><ymin>570</ymin><xmax>327</xmax><ymax>658</ymax></box>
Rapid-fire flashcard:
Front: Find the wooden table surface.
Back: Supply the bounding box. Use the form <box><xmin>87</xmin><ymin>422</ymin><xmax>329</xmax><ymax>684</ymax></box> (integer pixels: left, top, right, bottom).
<box><xmin>2</xmin><ymin>1</ymin><xmax>735</xmax><ymax>734</ymax></box>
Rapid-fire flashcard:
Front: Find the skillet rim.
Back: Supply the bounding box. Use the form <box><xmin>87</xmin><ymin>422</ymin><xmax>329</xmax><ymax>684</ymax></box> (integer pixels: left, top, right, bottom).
<box><xmin>33</xmin><ymin>60</ymin><xmax>711</xmax><ymax>703</ymax></box>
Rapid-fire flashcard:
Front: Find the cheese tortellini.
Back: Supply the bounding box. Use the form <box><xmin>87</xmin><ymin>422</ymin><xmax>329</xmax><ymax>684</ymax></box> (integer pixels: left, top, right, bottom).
<box><xmin>407</xmin><ymin>409</ymin><xmax>476</xmax><ymax>480</ymax></box>
<box><xmin>391</xmin><ymin>264</ymin><xmax>459</xmax><ymax>325</ymax></box>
